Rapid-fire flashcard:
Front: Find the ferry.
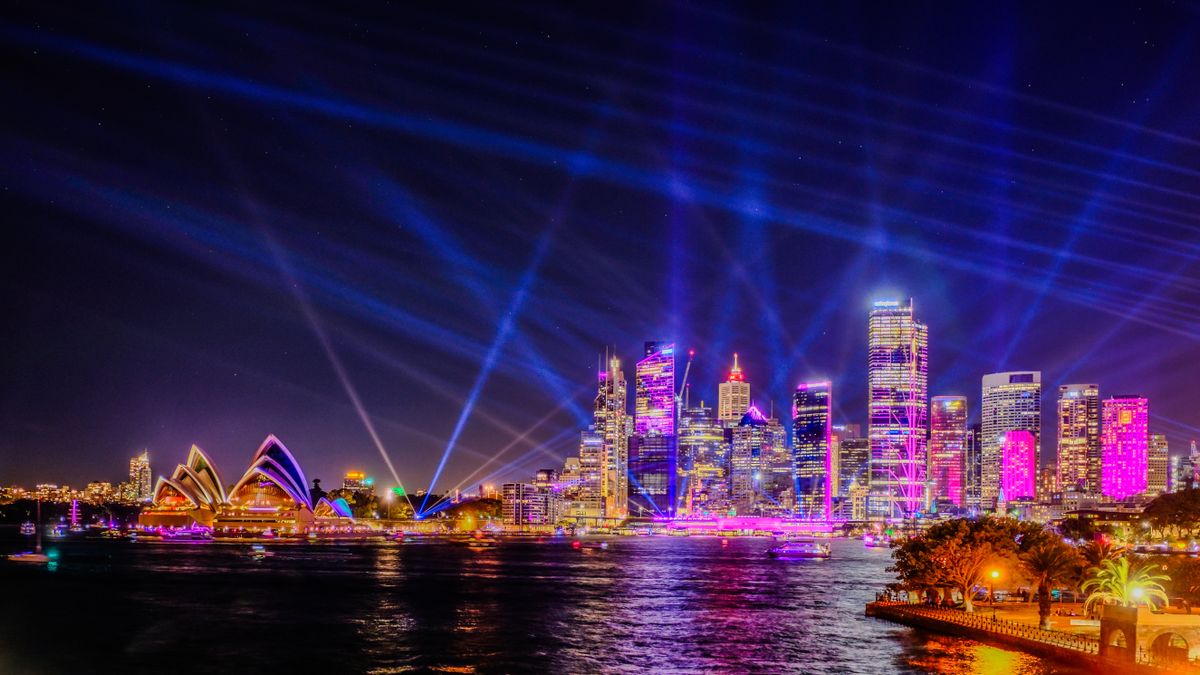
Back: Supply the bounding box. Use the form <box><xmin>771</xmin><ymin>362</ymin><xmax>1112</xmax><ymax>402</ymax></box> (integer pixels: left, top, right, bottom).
<box><xmin>161</xmin><ymin>528</ymin><xmax>213</xmax><ymax>541</ymax></box>
<box><xmin>19</xmin><ymin>522</ymin><xmax>35</xmax><ymax>536</ymax></box>
<box><xmin>863</xmin><ymin>533</ymin><xmax>891</xmax><ymax>548</ymax></box>
<box><xmin>250</xmin><ymin>544</ymin><xmax>274</xmax><ymax>560</ymax></box>
<box><xmin>768</xmin><ymin>539</ymin><xmax>831</xmax><ymax>560</ymax></box>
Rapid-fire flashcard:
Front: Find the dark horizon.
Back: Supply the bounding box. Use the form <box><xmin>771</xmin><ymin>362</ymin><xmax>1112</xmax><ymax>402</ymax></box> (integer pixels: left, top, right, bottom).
<box><xmin>3</xmin><ymin>2</ymin><xmax>1199</xmax><ymax>491</ymax></box>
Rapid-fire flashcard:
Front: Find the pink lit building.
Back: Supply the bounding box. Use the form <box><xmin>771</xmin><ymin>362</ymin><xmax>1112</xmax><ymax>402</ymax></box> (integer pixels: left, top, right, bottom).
<box><xmin>1000</xmin><ymin>430</ymin><xmax>1036</xmax><ymax>501</ymax></box>
<box><xmin>1101</xmin><ymin>395</ymin><xmax>1149</xmax><ymax>501</ymax></box>
<box><xmin>929</xmin><ymin>396</ymin><xmax>967</xmax><ymax>507</ymax></box>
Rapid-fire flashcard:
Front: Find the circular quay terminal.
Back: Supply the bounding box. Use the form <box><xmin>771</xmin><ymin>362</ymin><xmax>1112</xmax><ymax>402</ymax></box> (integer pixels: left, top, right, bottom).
<box><xmin>3</xmin><ymin>2</ymin><xmax>1200</xmax><ymax>674</ymax></box>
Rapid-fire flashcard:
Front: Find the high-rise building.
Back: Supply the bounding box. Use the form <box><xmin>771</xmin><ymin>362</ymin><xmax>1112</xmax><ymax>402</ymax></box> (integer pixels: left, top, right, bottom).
<box><xmin>594</xmin><ymin>355</ymin><xmax>628</xmax><ymax>520</ymax></box>
<box><xmin>981</xmin><ymin>372</ymin><xmax>1041</xmax><ymax>510</ymax></box>
<box><xmin>576</xmin><ymin>426</ymin><xmax>604</xmax><ymax>519</ymax></box>
<box><xmin>502</xmin><ymin>483</ymin><xmax>549</xmax><ymax>526</ymax></box>
<box><xmin>792</xmin><ymin>382</ymin><xmax>832</xmax><ymax>521</ymax></box>
<box><xmin>1147</xmin><ymin>434</ymin><xmax>1169</xmax><ymax>497</ymax></box>
<box><xmin>830</xmin><ymin>424</ymin><xmax>863</xmax><ymax>498</ymax></box>
<box><xmin>1101</xmin><ymin>395</ymin><xmax>1149</xmax><ymax>501</ymax></box>
<box><xmin>1172</xmin><ymin>441</ymin><xmax>1199</xmax><ymax>492</ymax></box>
<box><xmin>867</xmin><ymin>299</ymin><xmax>929</xmax><ymax>519</ymax></box>
<box><xmin>763</xmin><ymin>411</ymin><xmax>792</xmax><ymax>513</ymax></box>
<box><xmin>717</xmin><ymin>353</ymin><xmax>751</xmax><ymax>427</ymax></box>
<box><xmin>929</xmin><ymin>396</ymin><xmax>968</xmax><ymax>507</ymax></box>
<box><xmin>1000</xmin><ymin>430</ymin><xmax>1036</xmax><ymax>502</ymax></box>
<box><xmin>629</xmin><ymin>342</ymin><xmax>677</xmax><ymax>517</ymax></box>
<box><xmin>730</xmin><ymin>405</ymin><xmax>784</xmax><ymax>516</ymax></box>
<box><xmin>678</xmin><ymin>402</ymin><xmax>728</xmax><ymax>516</ymax></box>
<box><xmin>836</xmin><ymin>438</ymin><xmax>870</xmax><ymax>500</ymax></box>
<box><xmin>1036</xmin><ymin>465</ymin><xmax>1058</xmax><ymax>502</ymax></box>
<box><xmin>964</xmin><ymin>423</ymin><xmax>983</xmax><ymax>511</ymax></box>
<box><xmin>1056</xmin><ymin>384</ymin><xmax>1100</xmax><ymax>493</ymax></box>
<box><xmin>129</xmin><ymin>450</ymin><xmax>152</xmax><ymax>502</ymax></box>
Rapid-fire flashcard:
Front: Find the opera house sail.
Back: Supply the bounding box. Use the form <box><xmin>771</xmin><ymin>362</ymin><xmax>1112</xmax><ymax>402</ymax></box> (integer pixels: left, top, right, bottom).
<box><xmin>139</xmin><ymin>435</ymin><xmax>353</xmax><ymax>533</ymax></box>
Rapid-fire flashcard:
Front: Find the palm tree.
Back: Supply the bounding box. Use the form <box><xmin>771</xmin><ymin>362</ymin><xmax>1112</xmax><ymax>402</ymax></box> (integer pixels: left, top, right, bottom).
<box><xmin>1082</xmin><ymin>557</ymin><xmax>1169</xmax><ymax>617</ymax></box>
<box><xmin>1020</xmin><ymin>541</ymin><xmax>1082</xmax><ymax>629</ymax></box>
<box><xmin>1079</xmin><ymin>537</ymin><xmax>1123</xmax><ymax>570</ymax></box>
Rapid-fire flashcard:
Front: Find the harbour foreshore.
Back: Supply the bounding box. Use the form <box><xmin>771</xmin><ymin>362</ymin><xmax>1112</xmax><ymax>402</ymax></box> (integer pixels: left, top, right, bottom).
<box><xmin>865</xmin><ymin>601</ymin><xmax>1170</xmax><ymax>674</ymax></box>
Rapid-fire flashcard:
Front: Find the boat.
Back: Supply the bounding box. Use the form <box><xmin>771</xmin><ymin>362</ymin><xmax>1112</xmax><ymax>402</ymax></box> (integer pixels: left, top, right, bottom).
<box><xmin>161</xmin><ymin>528</ymin><xmax>212</xmax><ymax>541</ymax></box>
<box><xmin>863</xmin><ymin>533</ymin><xmax>891</xmax><ymax>548</ymax></box>
<box><xmin>572</xmin><ymin>539</ymin><xmax>609</xmax><ymax>551</ymax></box>
<box><xmin>768</xmin><ymin>539</ymin><xmax>831</xmax><ymax>559</ymax></box>
<box><xmin>19</xmin><ymin>522</ymin><xmax>35</xmax><ymax>536</ymax></box>
<box><xmin>8</xmin><ymin>499</ymin><xmax>50</xmax><ymax>565</ymax></box>
<box><xmin>250</xmin><ymin>544</ymin><xmax>274</xmax><ymax>560</ymax></box>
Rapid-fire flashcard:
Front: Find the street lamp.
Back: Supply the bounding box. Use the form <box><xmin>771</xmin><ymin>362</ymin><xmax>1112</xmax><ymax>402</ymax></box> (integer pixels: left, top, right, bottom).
<box><xmin>990</xmin><ymin>569</ymin><xmax>1000</xmax><ymax>621</ymax></box>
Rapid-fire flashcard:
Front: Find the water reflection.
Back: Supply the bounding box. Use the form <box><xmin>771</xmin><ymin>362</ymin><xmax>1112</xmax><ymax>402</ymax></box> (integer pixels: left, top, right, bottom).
<box><xmin>0</xmin><ymin>535</ymin><xmax>1082</xmax><ymax>674</ymax></box>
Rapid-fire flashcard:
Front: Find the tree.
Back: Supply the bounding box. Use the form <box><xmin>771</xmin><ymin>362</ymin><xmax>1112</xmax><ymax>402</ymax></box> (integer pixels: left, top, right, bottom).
<box><xmin>1020</xmin><ymin>541</ymin><xmax>1084</xmax><ymax>629</ymax></box>
<box><xmin>1144</xmin><ymin>489</ymin><xmax>1200</xmax><ymax>540</ymax></box>
<box><xmin>1082</xmin><ymin>557</ymin><xmax>1169</xmax><ymax>616</ymax></box>
<box><xmin>891</xmin><ymin>517</ymin><xmax>1048</xmax><ymax>613</ymax></box>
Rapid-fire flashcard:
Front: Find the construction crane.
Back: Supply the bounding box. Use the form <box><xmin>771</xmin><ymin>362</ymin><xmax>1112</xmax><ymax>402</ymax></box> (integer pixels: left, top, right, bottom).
<box><xmin>677</xmin><ymin>349</ymin><xmax>695</xmax><ymax>409</ymax></box>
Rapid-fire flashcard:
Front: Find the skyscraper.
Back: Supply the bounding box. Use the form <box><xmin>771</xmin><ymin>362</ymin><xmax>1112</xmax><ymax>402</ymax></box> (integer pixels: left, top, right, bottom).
<box><xmin>830</xmin><ymin>424</ymin><xmax>863</xmax><ymax>498</ymax></box>
<box><xmin>792</xmin><ymin>382</ymin><xmax>832</xmax><ymax>521</ymax></box>
<box><xmin>867</xmin><ymin>299</ymin><xmax>929</xmax><ymax>519</ymax></box>
<box><xmin>717</xmin><ymin>353</ymin><xmax>751</xmax><ymax>427</ymax></box>
<box><xmin>576</xmin><ymin>426</ymin><xmax>604</xmax><ymax>519</ymax></box>
<box><xmin>981</xmin><ymin>372</ymin><xmax>1041</xmax><ymax>510</ymax></box>
<box><xmin>129</xmin><ymin>450</ymin><xmax>152</xmax><ymax>502</ymax></box>
<box><xmin>730</xmin><ymin>405</ymin><xmax>780</xmax><ymax>516</ymax></box>
<box><xmin>595</xmin><ymin>355</ymin><xmax>628</xmax><ymax>520</ymax></box>
<box><xmin>1101</xmin><ymin>395</ymin><xmax>1149</xmax><ymax>501</ymax></box>
<box><xmin>1056</xmin><ymin>384</ymin><xmax>1100</xmax><ymax>493</ymax></box>
<box><xmin>629</xmin><ymin>342</ymin><xmax>677</xmax><ymax>517</ymax></box>
<box><xmin>678</xmin><ymin>402</ymin><xmax>727</xmax><ymax>516</ymax></box>
<box><xmin>1147</xmin><ymin>434</ymin><xmax>1169</xmax><ymax>497</ymax></box>
<box><xmin>1000</xmin><ymin>430</ymin><xmax>1036</xmax><ymax>502</ymax></box>
<box><xmin>929</xmin><ymin>396</ymin><xmax>967</xmax><ymax>507</ymax></box>
<box><xmin>964</xmin><ymin>423</ymin><xmax>982</xmax><ymax>511</ymax></box>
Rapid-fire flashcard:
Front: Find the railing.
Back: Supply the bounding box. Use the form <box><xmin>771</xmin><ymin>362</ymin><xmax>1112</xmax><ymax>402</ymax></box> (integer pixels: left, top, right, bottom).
<box><xmin>869</xmin><ymin>601</ymin><xmax>1100</xmax><ymax>655</ymax></box>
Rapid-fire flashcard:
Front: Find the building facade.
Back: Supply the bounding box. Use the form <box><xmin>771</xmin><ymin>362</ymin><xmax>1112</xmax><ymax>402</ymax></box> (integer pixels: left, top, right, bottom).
<box><xmin>678</xmin><ymin>402</ymin><xmax>728</xmax><ymax>517</ymax></box>
<box><xmin>867</xmin><ymin>299</ymin><xmax>929</xmax><ymax>519</ymax></box>
<box><xmin>792</xmin><ymin>382</ymin><xmax>832</xmax><ymax>521</ymax></box>
<box><xmin>1147</xmin><ymin>434</ymin><xmax>1169</xmax><ymax>497</ymax></box>
<box><xmin>629</xmin><ymin>341</ymin><xmax>677</xmax><ymax>517</ymax></box>
<box><xmin>929</xmin><ymin>396</ymin><xmax>967</xmax><ymax>507</ymax></box>
<box><xmin>1101</xmin><ymin>395</ymin><xmax>1149</xmax><ymax>501</ymax></box>
<box><xmin>595</xmin><ymin>355</ymin><xmax>629</xmax><ymax>520</ymax></box>
<box><xmin>717</xmin><ymin>353</ymin><xmax>751</xmax><ymax>427</ymax></box>
<box><xmin>981</xmin><ymin>372</ymin><xmax>1041</xmax><ymax>510</ymax></box>
<box><xmin>1000</xmin><ymin>429</ymin><xmax>1037</xmax><ymax>503</ymax></box>
<box><xmin>1057</xmin><ymin>384</ymin><xmax>1100</xmax><ymax>494</ymax></box>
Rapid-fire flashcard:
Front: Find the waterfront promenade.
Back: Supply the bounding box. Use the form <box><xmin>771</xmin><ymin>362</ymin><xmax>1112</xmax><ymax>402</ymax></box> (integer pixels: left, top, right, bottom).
<box><xmin>866</xmin><ymin>601</ymin><xmax>1195</xmax><ymax>673</ymax></box>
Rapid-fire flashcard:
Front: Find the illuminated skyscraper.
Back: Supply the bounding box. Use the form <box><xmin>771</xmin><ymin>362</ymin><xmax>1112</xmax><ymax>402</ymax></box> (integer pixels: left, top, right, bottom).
<box><xmin>981</xmin><ymin>372</ymin><xmax>1041</xmax><ymax>510</ymax></box>
<box><xmin>595</xmin><ymin>355</ymin><xmax>628</xmax><ymax>520</ymax></box>
<box><xmin>717</xmin><ymin>353</ymin><xmax>751</xmax><ymax>427</ymax></box>
<box><xmin>1147</xmin><ymin>434</ymin><xmax>1169</xmax><ymax>497</ymax></box>
<box><xmin>1000</xmin><ymin>430</ymin><xmax>1036</xmax><ymax>502</ymax></box>
<box><xmin>830</xmin><ymin>424</ymin><xmax>863</xmax><ymax>498</ymax></box>
<box><xmin>1101</xmin><ymin>395</ymin><xmax>1149</xmax><ymax>501</ymax></box>
<box><xmin>929</xmin><ymin>396</ymin><xmax>967</xmax><ymax>507</ymax></box>
<box><xmin>867</xmin><ymin>299</ymin><xmax>928</xmax><ymax>519</ymax></box>
<box><xmin>964</xmin><ymin>423</ymin><xmax>982</xmax><ymax>510</ymax></box>
<box><xmin>129</xmin><ymin>450</ymin><xmax>152</xmax><ymax>502</ymax></box>
<box><xmin>629</xmin><ymin>342</ymin><xmax>677</xmax><ymax>517</ymax></box>
<box><xmin>730</xmin><ymin>405</ymin><xmax>783</xmax><ymax>515</ymax></box>
<box><xmin>678</xmin><ymin>402</ymin><xmax>727</xmax><ymax>516</ymax></box>
<box><xmin>792</xmin><ymin>382</ymin><xmax>832</xmax><ymax>521</ymax></box>
<box><xmin>1056</xmin><ymin>384</ymin><xmax>1100</xmax><ymax>493</ymax></box>
<box><xmin>576</xmin><ymin>426</ymin><xmax>604</xmax><ymax>519</ymax></box>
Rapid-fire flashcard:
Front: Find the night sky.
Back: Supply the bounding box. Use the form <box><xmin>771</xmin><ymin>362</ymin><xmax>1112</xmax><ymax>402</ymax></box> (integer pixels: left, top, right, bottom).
<box><xmin>2</xmin><ymin>2</ymin><xmax>1199</xmax><ymax>494</ymax></box>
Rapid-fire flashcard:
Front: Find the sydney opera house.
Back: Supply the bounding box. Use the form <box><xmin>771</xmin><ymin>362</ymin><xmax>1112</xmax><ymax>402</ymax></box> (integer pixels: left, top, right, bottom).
<box><xmin>139</xmin><ymin>435</ymin><xmax>355</xmax><ymax>533</ymax></box>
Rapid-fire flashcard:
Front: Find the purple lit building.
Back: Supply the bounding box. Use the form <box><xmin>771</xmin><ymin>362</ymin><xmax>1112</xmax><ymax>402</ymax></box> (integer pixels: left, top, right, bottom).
<box><xmin>867</xmin><ymin>300</ymin><xmax>929</xmax><ymax>519</ymax></box>
<box><xmin>1000</xmin><ymin>429</ymin><xmax>1036</xmax><ymax>502</ymax></box>
<box><xmin>792</xmin><ymin>382</ymin><xmax>832</xmax><ymax>521</ymax></box>
<box><xmin>629</xmin><ymin>341</ymin><xmax>677</xmax><ymax>517</ymax></box>
<box><xmin>1101</xmin><ymin>395</ymin><xmax>1149</xmax><ymax>501</ymax></box>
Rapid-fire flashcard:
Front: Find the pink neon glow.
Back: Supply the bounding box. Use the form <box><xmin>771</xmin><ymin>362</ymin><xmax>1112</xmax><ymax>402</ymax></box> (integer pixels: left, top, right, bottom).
<box><xmin>1000</xmin><ymin>430</ymin><xmax>1036</xmax><ymax>500</ymax></box>
<box><xmin>1101</xmin><ymin>396</ymin><xmax>1149</xmax><ymax>500</ymax></box>
<box><xmin>929</xmin><ymin>396</ymin><xmax>966</xmax><ymax>507</ymax></box>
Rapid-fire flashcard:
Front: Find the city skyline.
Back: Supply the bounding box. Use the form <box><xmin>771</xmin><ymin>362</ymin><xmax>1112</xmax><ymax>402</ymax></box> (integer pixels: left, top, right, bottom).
<box><xmin>3</xmin><ymin>2</ymin><xmax>1200</xmax><ymax>496</ymax></box>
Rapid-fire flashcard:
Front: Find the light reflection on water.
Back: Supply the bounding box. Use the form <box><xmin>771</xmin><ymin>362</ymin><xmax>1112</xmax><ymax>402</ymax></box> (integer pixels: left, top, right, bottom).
<box><xmin>0</xmin><ymin>536</ymin><xmax>1087</xmax><ymax>674</ymax></box>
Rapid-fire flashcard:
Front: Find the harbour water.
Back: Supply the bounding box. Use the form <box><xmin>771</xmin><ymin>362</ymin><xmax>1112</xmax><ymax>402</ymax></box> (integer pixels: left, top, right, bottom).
<box><xmin>0</xmin><ymin>535</ymin><xmax>1086</xmax><ymax>674</ymax></box>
